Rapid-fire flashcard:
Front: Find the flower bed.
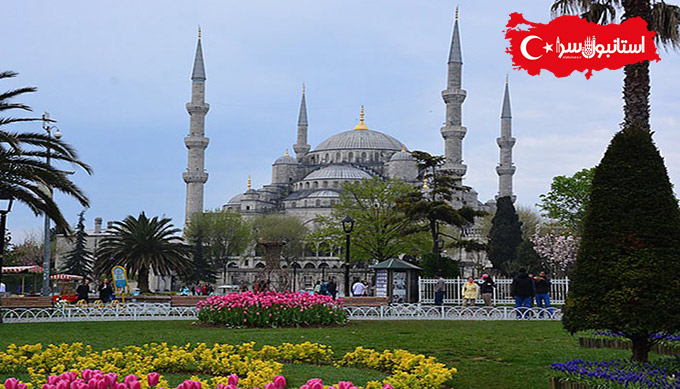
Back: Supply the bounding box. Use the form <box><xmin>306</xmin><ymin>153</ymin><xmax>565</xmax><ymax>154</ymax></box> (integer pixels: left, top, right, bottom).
<box><xmin>578</xmin><ymin>332</ymin><xmax>680</xmax><ymax>357</ymax></box>
<box><xmin>549</xmin><ymin>358</ymin><xmax>680</xmax><ymax>388</ymax></box>
<box><xmin>196</xmin><ymin>292</ymin><xmax>348</xmax><ymax>328</ymax></box>
<box><xmin>0</xmin><ymin>343</ymin><xmax>455</xmax><ymax>389</ymax></box>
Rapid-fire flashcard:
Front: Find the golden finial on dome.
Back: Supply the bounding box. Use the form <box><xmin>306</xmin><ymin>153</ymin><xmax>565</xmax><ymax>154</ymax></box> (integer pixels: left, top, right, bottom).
<box><xmin>247</xmin><ymin>175</ymin><xmax>251</xmax><ymax>190</ymax></box>
<box><xmin>285</xmin><ymin>149</ymin><xmax>289</xmax><ymax>156</ymax></box>
<box><xmin>423</xmin><ymin>177</ymin><xmax>429</xmax><ymax>190</ymax></box>
<box><xmin>198</xmin><ymin>26</ymin><xmax>202</xmax><ymax>40</ymax></box>
<box><xmin>401</xmin><ymin>145</ymin><xmax>406</xmax><ymax>152</ymax></box>
<box><xmin>354</xmin><ymin>105</ymin><xmax>368</xmax><ymax>130</ymax></box>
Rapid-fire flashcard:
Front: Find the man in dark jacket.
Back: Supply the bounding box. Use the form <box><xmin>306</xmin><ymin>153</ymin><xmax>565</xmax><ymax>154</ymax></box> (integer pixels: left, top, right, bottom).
<box><xmin>76</xmin><ymin>279</ymin><xmax>90</xmax><ymax>304</ymax></box>
<box><xmin>327</xmin><ymin>278</ymin><xmax>338</xmax><ymax>300</ymax></box>
<box><xmin>511</xmin><ymin>268</ymin><xmax>535</xmax><ymax>317</ymax></box>
<box><xmin>534</xmin><ymin>271</ymin><xmax>553</xmax><ymax>316</ymax></box>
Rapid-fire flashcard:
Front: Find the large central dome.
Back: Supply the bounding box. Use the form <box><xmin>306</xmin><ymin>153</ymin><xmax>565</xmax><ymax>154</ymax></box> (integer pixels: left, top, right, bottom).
<box><xmin>314</xmin><ymin>128</ymin><xmax>404</xmax><ymax>152</ymax></box>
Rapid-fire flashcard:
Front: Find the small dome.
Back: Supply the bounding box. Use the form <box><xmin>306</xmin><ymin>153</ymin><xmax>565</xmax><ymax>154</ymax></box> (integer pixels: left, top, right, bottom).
<box><xmin>314</xmin><ymin>129</ymin><xmax>404</xmax><ymax>152</ymax></box>
<box><xmin>227</xmin><ymin>193</ymin><xmax>244</xmax><ymax>204</ymax></box>
<box><xmin>274</xmin><ymin>151</ymin><xmax>297</xmax><ymax>165</ymax></box>
<box><xmin>308</xmin><ymin>190</ymin><xmax>341</xmax><ymax>198</ymax></box>
<box><xmin>303</xmin><ymin>165</ymin><xmax>373</xmax><ymax>181</ymax></box>
<box><xmin>389</xmin><ymin>148</ymin><xmax>414</xmax><ymax>162</ymax></box>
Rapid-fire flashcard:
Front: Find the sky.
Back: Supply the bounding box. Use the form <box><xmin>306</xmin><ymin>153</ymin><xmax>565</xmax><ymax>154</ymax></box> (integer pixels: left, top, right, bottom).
<box><xmin>4</xmin><ymin>0</ymin><xmax>680</xmax><ymax>242</ymax></box>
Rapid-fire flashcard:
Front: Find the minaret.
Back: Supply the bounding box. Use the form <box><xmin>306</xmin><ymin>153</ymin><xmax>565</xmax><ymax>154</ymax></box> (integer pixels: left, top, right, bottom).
<box><xmin>496</xmin><ymin>75</ymin><xmax>516</xmax><ymax>202</ymax></box>
<box><xmin>440</xmin><ymin>8</ymin><xmax>467</xmax><ymax>178</ymax></box>
<box><xmin>183</xmin><ymin>27</ymin><xmax>210</xmax><ymax>225</ymax></box>
<box><xmin>293</xmin><ymin>84</ymin><xmax>310</xmax><ymax>160</ymax></box>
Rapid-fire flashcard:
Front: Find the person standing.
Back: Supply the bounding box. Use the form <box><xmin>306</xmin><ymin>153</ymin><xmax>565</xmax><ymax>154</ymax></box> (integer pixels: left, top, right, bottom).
<box><xmin>98</xmin><ymin>279</ymin><xmax>114</xmax><ymax>303</ymax></box>
<box><xmin>534</xmin><ymin>271</ymin><xmax>553</xmax><ymax>316</ymax></box>
<box><xmin>76</xmin><ymin>279</ymin><xmax>90</xmax><ymax>304</ymax></box>
<box><xmin>478</xmin><ymin>274</ymin><xmax>495</xmax><ymax>307</ymax></box>
<box><xmin>327</xmin><ymin>278</ymin><xmax>338</xmax><ymax>300</ymax></box>
<box><xmin>511</xmin><ymin>268</ymin><xmax>535</xmax><ymax>318</ymax></box>
<box><xmin>461</xmin><ymin>276</ymin><xmax>480</xmax><ymax>306</ymax></box>
<box><xmin>314</xmin><ymin>281</ymin><xmax>322</xmax><ymax>294</ymax></box>
<box><xmin>0</xmin><ymin>281</ymin><xmax>6</xmax><ymax>296</ymax></box>
<box><xmin>352</xmin><ymin>279</ymin><xmax>366</xmax><ymax>297</ymax></box>
<box><xmin>434</xmin><ymin>274</ymin><xmax>446</xmax><ymax>306</ymax></box>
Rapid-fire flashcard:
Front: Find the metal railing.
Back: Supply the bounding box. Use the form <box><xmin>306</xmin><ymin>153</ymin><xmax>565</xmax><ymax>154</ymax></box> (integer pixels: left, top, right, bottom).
<box><xmin>419</xmin><ymin>277</ymin><xmax>569</xmax><ymax>305</ymax></box>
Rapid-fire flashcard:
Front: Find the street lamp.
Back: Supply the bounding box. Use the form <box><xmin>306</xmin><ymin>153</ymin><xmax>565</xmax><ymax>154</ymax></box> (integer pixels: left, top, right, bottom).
<box><xmin>0</xmin><ymin>192</ymin><xmax>15</xmax><ymax>324</ymax></box>
<box><xmin>436</xmin><ymin>237</ymin><xmax>445</xmax><ymax>258</ymax></box>
<box><xmin>41</xmin><ymin>112</ymin><xmax>60</xmax><ymax>296</ymax></box>
<box><xmin>341</xmin><ymin>213</ymin><xmax>355</xmax><ymax>297</ymax></box>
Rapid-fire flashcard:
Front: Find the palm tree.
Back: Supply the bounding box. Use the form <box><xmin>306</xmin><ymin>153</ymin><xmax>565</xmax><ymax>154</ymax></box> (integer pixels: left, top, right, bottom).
<box><xmin>96</xmin><ymin>213</ymin><xmax>190</xmax><ymax>293</ymax></box>
<box><xmin>551</xmin><ymin>0</ymin><xmax>680</xmax><ymax>132</ymax></box>
<box><xmin>0</xmin><ymin>71</ymin><xmax>92</xmax><ymax>232</ymax></box>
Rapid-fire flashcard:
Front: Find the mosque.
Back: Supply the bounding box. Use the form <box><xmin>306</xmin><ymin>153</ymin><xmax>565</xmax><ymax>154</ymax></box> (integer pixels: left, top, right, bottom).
<box><xmin>181</xmin><ymin>13</ymin><xmax>516</xmax><ymax>278</ymax></box>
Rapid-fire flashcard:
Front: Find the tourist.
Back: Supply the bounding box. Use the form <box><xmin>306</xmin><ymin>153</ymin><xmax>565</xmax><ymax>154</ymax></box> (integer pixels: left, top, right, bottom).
<box><xmin>313</xmin><ymin>281</ymin><xmax>322</xmax><ymax>294</ymax></box>
<box><xmin>434</xmin><ymin>274</ymin><xmax>445</xmax><ymax>306</ymax></box>
<box><xmin>327</xmin><ymin>278</ymin><xmax>337</xmax><ymax>299</ymax></box>
<box><xmin>511</xmin><ymin>268</ymin><xmax>535</xmax><ymax>318</ymax></box>
<box><xmin>534</xmin><ymin>271</ymin><xmax>554</xmax><ymax>316</ymax></box>
<box><xmin>479</xmin><ymin>274</ymin><xmax>495</xmax><ymax>307</ymax></box>
<box><xmin>352</xmin><ymin>278</ymin><xmax>366</xmax><ymax>297</ymax></box>
<box><xmin>0</xmin><ymin>281</ymin><xmax>6</xmax><ymax>296</ymax></box>
<box><xmin>98</xmin><ymin>279</ymin><xmax>114</xmax><ymax>303</ymax></box>
<box><xmin>461</xmin><ymin>276</ymin><xmax>479</xmax><ymax>306</ymax></box>
<box><xmin>76</xmin><ymin>279</ymin><xmax>90</xmax><ymax>304</ymax></box>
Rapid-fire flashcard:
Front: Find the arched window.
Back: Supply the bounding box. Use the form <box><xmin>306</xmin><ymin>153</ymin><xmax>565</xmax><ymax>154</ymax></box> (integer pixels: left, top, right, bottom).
<box><xmin>255</xmin><ymin>262</ymin><xmax>265</xmax><ymax>269</ymax></box>
<box><xmin>305</xmin><ymin>182</ymin><xmax>310</xmax><ymax>189</ymax></box>
<box><xmin>324</xmin><ymin>153</ymin><xmax>329</xmax><ymax>163</ymax></box>
<box><xmin>348</xmin><ymin>152</ymin><xmax>354</xmax><ymax>162</ymax></box>
<box><xmin>315</xmin><ymin>199</ymin><xmax>321</xmax><ymax>207</ymax></box>
<box><xmin>322</xmin><ymin>181</ymin><xmax>328</xmax><ymax>188</ymax></box>
<box><xmin>313</xmin><ymin>181</ymin><xmax>319</xmax><ymax>189</ymax></box>
<box><xmin>292</xmin><ymin>262</ymin><xmax>302</xmax><ymax>269</ymax></box>
<box><xmin>304</xmin><ymin>263</ymin><xmax>316</xmax><ymax>269</ymax></box>
<box><xmin>292</xmin><ymin>202</ymin><xmax>297</xmax><ymax>208</ymax></box>
<box><xmin>333</xmin><ymin>181</ymin><xmax>339</xmax><ymax>188</ymax></box>
<box><xmin>303</xmin><ymin>200</ymin><xmax>308</xmax><ymax>207</ymax></box>
<box><xmin>335</xmin><ymin>152</ymin><xmax>341</xmax><ymax>162</ymax></box>
<box><xmin>227</xmin><ymin>262</ymin><xmax>238</xmax><ymax>268</ymax></box>
<box><xmin>361</xmin><ymin>152</ymin><xmax>367</xmax><ymax>161</ymax></box>
<box><xmin>375</xmin><ymin>152</ymin><xmax>380</xmax><ymax>161</ymax></box>
<box><xmin>245</xmin><ymin>206</ymin><xmax>250</xmax><ymax>210</ymax></box>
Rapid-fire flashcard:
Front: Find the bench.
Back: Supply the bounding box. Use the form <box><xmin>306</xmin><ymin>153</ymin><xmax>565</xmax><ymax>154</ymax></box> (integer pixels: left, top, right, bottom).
<box><xmin>170</xmin><ymin>296</ymin><xmax>208</xmax><ymax>307</ymax></box>
<box><xmin>0</xmin><ymin>296</ymin><xmax>54</xmax><ymax>308</ymax></box>
<box><xmin>341</xmin><ymin>296</ymin><xmax>390</xmax><ymax>307</ymax></box>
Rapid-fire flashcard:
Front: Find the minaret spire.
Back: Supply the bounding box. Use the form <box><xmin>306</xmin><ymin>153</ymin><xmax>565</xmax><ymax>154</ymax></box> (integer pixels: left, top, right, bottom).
<box><xmin>183</xmin><ymin>29</ymin><xmax>210</xmax><ymax>225</ymax></box>
<box><xmin>293</xmin><ymin>84</ymin><xmax>311</xmax><ymax>160</ymax></box>
<box><xmin>496</xmin><ymin>75</ymin><xmax>516</xmax><ymax>202</ymax></box>
<box><xmin>440</xmin><ymin>9</ymin><xmax>467</xmax><ymax>178</ymax></box>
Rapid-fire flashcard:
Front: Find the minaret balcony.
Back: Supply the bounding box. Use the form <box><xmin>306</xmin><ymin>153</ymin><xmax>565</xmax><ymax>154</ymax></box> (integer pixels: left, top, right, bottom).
<box><xmin>183</xmin><ymin>171</ymin><xmax>208</xmax><ymax>183</ymax></box>
<box><xmin>441</xmin><ymin>88</ymin><xmax>467</xmax><ymax>104</ymax></box>
<box><xmin>496</xmin><ymin>137</ymin><xmax>516</xmax><ymax>148</ymax></box>
<box><xmin>185</xmin><ymin>136</ymin><xmax>210</xmax><ymax>149</ymax></box>
<box><xmin>446</xmin><ymin>163</ymin><xmax>467</xmax><ymax>177</ymax></box>
<box><xmin>495</xmin><ymin>165</ymin><xmax>516</xmax><ymax>175</ymax></box>
<box><xmin>440</xmin><ymin>125</ymin><xmax>467</xmax><ymax>139</ymax></box>
<box><xmin>186</xmin><ymin>103</ymin><xmax>210</xmax><ymax>115</ymax></box>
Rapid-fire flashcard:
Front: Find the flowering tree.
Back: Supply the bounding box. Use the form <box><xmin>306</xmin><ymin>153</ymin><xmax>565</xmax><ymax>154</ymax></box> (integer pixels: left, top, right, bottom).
<box><xmin>530</xmin><ymin>225</ymin><xmax>580</xmax><ymax>277</ymax></box>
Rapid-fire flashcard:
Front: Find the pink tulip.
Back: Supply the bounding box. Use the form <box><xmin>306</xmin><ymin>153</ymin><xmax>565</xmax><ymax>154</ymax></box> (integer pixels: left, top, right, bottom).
<box><xmin>48</xmin><ymin>377</ymin><xmax>59</xmax><ymax>385</ymax></box>
<box><xmin>227</xmin><ymin>375</ymin><xmax>238</xmax><ymax>386</ymax></box>
<box><xmin>337</xmin><ymin>383</ymin><xmax>355</xmax><ymax>389</ymax></box>
<box><xmin>124</xmin><ymin>375</ymin><xmax>138</xmax><ymax>387</ymax></box>
<box><xmin>382</xmin><ymin>385</ymin><xmax>394</xmax><ymax>389</ymax></box>
<box><xmin>57</xmin><ymin>380</ymin><xmax>69</xmax><ymax>389</ymax></box>
<box><xmin>4</xmin><ymin>380</ymin><xmax>18</xmax><ymax>389</ymax></box>
<box><xmin>128</xmin><ymin>381</ymin><xmax>140</xmax><ymax>389</ymax></box>
<box><xmin>17</xmin><ymin>384</ymin><xmax>27</xmax><ymax>389</ymax></box>
<box><xmin>105</xmin><ymin>374</ymin><xmax>118</xmax><ymax>388</ymax></box>
<box><xmin>273</xmin><ymin>376</ymin><xmax>286</xmax><ymax>388</ymax></box>
<box><xmin>147</xmin><ymin>373</ymin><xmax>160</xmax><ymax>387</ymax></box>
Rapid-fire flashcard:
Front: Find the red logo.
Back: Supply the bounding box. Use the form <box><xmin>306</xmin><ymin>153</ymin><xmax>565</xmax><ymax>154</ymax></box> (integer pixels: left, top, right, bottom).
<box><xmin>505</xmin><ymin>13</ymin><xmax>660</xmax><ymax>79</ymax></box>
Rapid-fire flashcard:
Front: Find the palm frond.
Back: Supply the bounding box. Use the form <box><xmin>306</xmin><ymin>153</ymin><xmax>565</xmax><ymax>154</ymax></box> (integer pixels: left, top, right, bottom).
<box><xmin>651</xmin><ymin>1</ymin><xmax>680</xmax><ymax>49</ymax></box>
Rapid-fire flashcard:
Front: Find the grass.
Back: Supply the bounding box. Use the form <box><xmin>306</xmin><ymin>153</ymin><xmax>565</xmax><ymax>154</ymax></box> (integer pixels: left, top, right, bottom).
<box><xmin>0</xmin><ymin>320</ymin><xmax>637</xmax><ymax>388</ymax></box>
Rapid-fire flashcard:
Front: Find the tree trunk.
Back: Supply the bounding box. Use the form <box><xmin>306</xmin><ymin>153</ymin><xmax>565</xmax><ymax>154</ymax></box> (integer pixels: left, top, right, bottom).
<box><xmin>622</xmin><ymin>0</ymin><xmax>652</xmax><ymax>133</ymax></box>
<box><xmin>137</xmin><ymin>266</ymin><xmax>150</xmax><ymax>293</ymax></box>
<box><xmin>430</xmin><ymin>220</ymin><xmax>438</xmax><ymax>255</ymax></box>
<box><xmin>630</xmin><ymin>334</ymin><xmax>651</xmax><ymax>362</ymax></box>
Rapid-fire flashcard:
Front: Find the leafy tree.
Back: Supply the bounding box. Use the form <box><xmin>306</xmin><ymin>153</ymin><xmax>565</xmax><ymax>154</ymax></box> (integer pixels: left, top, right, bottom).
<box><xmin>0</xmin><ymin>71</ymin><xmax>92</xmax><ymax>233</ymax></box>
<box><xmin>5</xmin><ymin>232</ymin><xmax>43</xmax><ymax>266</ymax></box>
<box><xmin>96</xmin><ymin>213</ymin><xmax>190</xmax><ymax>293</ymax></box>
<box><xmin>313</xmin><ymin>177</ymin><xmax>426</xmax><ymax>264</ymax></box>
<box><xmin>551</xmin><ymin>0</ymin><xmax>680</xmax><ymax>132</ymax></box>
<box><xmin>251</xmin><ymin>214</ymin><xmax>307</xmax><ymax>264</ymax></box>
<box><xmin>530</xmin><ymin>225</ymin><xmax>580</xmax><ymax>277</ymax></box>
<box><xmin>488</xmin><ymin>196</ymin><xmax>523</xmax><ymax>276</ymax></box>
<box><xmin>562</xmin><ymin>126</ymin><xmax>680</xmax><ymax>363</ymax></box>
<box><xmin>184</xmin><ymin>209</ymin><xmax>250</xmax><ymax>281</ymax></box>
<box><xmin>397</xmin><ymin>151</ymin><xmax>479</xmax><ymax>256</ymax></box>
<box><xmin>182</xmin><ymin>224</ymin><xmax>217</xmax><ymax>285</ymax></box>
<box><xmin>511</xmin><ymin>240</ymin><xmax>543</xmax><ymax>275</ymax></box>
<box><xmin>516</xmin><ymin>205</ymin><xmax>542</xmax><ymax>240</ymax></box>
<box><xmin>60</xmin><ymin>210</ymin><xmax>93</xmax><ymax>279</ymax></box>
<box><xmin>538</xmin><ymin>168</ymin><xmax>594</xmax><ymax>233</ymax></box>
<box><xmin>420</xmin><ymin>252</ymin><xmax>460</xmax><ymax>278</ymax></box>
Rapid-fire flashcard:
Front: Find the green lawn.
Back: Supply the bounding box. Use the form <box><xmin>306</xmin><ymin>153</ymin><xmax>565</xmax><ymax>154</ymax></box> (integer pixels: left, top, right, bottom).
<box><xmin>0</xmin><ymin>320</ymin><xmax>635</xmax><ymax>388</ymax></box>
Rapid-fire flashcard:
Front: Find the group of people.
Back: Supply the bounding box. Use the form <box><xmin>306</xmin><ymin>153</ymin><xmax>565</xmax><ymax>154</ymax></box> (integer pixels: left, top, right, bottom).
<box><xmin>313</xmin><ymin>278</ymin><xmax>338</xmax><ymax>299</ymax></box>
<box><xmin>179</xmin><ymin>283</ymin><xmax>215</xmax><ymax>296</ymax></box>
<box><xmin>433</xmin><ymin>269</ymin><xmax>553</xmax><ymax>312</ymax></box>
<box><xmin>74</xmin><ymin>278</ymin><xmax>115</xmax><ymax>304</ymax></box>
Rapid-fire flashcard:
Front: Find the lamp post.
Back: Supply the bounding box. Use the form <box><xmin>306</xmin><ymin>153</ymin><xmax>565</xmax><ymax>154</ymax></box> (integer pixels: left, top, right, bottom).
<box><xmin>41</xmin><ymin>112</ymin><xmax>61</xmax><ymax>296</ymax></box>
<box><xmin>341</xmin><ymin>213</ymin><xmax>354</xmax><ymax>297</ymax></box>
<box><xmin>0</xmin><ymin>192</ymin><xmax>15</xmax><ymax>324</ymax></box>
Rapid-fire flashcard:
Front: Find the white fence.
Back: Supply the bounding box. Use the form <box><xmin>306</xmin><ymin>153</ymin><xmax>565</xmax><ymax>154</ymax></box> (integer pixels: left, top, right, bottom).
<box><xmin>419</xmin><ymin>277</ymin><xmax>569</xmax><ymax>305</ymax></box>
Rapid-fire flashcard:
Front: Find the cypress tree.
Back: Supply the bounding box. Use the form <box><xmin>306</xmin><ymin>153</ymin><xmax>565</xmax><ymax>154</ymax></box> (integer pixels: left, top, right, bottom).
<box><xmin>512</xmin><ymin>240</ymin><xmax>543</xmax><ymax>274</ymax></box>
<box><xmin>488</xmin><ymin>196</ymin><xmax>523</xmax><ymax>275</ymax></box>
<box><xmin>562</xmin><ymin>126</ymin><xmax>680</xmax><ymax>362</ymax></box>
<box><xmin>61</xmin><ymin>210</ymin><xmax>93</xmax><ymax>279</ymax></box>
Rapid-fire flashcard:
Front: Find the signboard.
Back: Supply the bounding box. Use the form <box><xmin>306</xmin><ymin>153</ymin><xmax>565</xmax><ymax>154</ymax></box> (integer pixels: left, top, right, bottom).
<box><xmin>111</xmin><ymin>266</ymin><xmax>128</xmax><ymax>289</ymax></box>
<box><xmin>392</xmin><ymin>271</ymin><xmax>407</xmax><ymax>303</ymax></box>
<box><xmin>375</xmin><ymin>269</ymin><xmax>388</xmax><ymax>297</ymax></box>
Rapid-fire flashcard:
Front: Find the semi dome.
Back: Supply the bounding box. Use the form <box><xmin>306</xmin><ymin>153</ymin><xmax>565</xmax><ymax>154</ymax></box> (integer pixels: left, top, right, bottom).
<box><xmin>274</xmin><ymin>150</ymin><xmax>297</xmax><ymax>165</ymax></box>
<box><xmin>227</xmin><ymin>193</ymin><xmax>244</xmax><ymax>204</ymax></box>
<box><xmin>303</xmin><ymin>165</ymin><xmax>373</xmax><ymax>180</ymax></box>
<box><xmin>314</xmin><ymin>129</ymin><xmax>404</xmax><ymax>152</ymax></box>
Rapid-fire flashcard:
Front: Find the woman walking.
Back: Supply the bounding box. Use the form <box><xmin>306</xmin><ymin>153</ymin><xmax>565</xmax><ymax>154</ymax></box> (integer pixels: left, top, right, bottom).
<box><xmin>479</xmin><ymin>274</ymin><xmax>495</xmax><ymax>307</ymax></box>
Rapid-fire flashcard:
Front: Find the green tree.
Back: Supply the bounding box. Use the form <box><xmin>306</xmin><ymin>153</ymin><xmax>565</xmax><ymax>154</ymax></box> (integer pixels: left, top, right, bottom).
<box><xmin>511</xmin><ymin>240</ymin><xmax>543</xmax><ymax>275</ymax></box>
<box><xmin>397</xmin><ymin>151</ymin><xmax>479</xmax><ymax>256</ymax></box>
<box><xmin>538</xmin><ymin>168</ymin><xmax>594</xmax><ymax>234</ymax></box>
<box><xmin>420</xmin><ymin>252</ymin><xmax>460</xmax><ymax>278</ymax></box>
<box><xmin>562</xmin><ymin>126</ymin><xmax>680</xmax><ymax>363</ymax></box>
<box><xmin>96</xmin><ymin>213</ymin><xmax>190</xmax><ymax>293</ymax></box>
<box><xmin>314</xmin><ymin>177</ymin><xmax>426</xmax><ymax>264</ymax></box>
<box><xmin>60</xmin><ymin>210</ymin><xmax>93</xmax><ymax>279</ymax></box>
<box><xmin>184</xmin><ymin>209</ymin><xmax>250</xmax><ymax>281</ymax></box>
<box><xmin>251</xmin><ymin>214</ymin><xmax>308</xmax><ymax>264</ymax></box>
<box><xmin>0</xmin><ymin>71</ymin><xmax>92</xmax><ymax>233</ymax></box>
<box><xmin>182</xmin><ymin>225</ymin><xmax>217</xmax><ymax>285</ymax></box>
<box><xmin>551</xmin><ymin>0</ymin><xmax>680</xmax><ymax>132</ymax></box>
<box><xmin>488</xmin><ymin>196</ymin><xmax>523</xmax><ymax>276</ymax></box>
